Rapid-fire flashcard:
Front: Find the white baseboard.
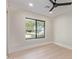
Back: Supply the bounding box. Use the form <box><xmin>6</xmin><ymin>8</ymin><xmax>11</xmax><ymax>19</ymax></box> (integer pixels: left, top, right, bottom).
<box><xmin>8</xmin><ymin>41</ymin><xmax>53</xmax><ymax>54</ymax></box>
<box><xmin>8</xmin><ymin>41</ymin><xmax>72</xmax><ymax>54</ymax></box>
<box><xmin>53</xmin><ymin>42</ymin><xmax>72</xmax><ymax>50</ymax></box>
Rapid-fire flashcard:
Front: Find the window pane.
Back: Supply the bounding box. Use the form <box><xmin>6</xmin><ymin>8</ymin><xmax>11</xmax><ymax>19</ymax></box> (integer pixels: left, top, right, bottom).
<box><xmin>25</xmin><ymin>19</ymin><xmax>36</xmax><ymax>39</ymax></box>
<box><xmin>37</xmin><ymin>21</ymin><xmax>45</xmax><ymax>38</ymax></box>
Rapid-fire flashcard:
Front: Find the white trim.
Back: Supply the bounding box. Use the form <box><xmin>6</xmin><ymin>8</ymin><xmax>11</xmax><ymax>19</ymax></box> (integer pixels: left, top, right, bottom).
<box><xmin>8</xmin><ymin>41</ymin><xmax>72</xmax><ymax>54</ymax></box>
<box><xmin>53</xmin><ymin>42</ymin><xmax>72</xmax><ymax>50</ymax></box>
<box><xmin>8</xmin><ymin>41</ymin><xmax>53</xmax><ymax>54</ymax></box>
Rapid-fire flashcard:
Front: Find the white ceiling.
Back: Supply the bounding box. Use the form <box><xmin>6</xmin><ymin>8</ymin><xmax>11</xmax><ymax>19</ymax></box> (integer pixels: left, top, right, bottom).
<box><xmin>8</xmin><ymin>0</ymin><xmax>72</xmax><ymax>18</ymax></box>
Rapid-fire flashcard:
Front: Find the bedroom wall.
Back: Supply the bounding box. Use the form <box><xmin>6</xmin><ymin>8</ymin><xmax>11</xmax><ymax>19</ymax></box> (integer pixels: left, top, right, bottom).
<box><xmin>7</xmin><ymin>7</ymin><xmax>53</xmax><ymax>53</ymax></box>
<box><xmin>52</xmin><ymin>11</ymin><xmax>72</xmax><ymax>49</ymax></box>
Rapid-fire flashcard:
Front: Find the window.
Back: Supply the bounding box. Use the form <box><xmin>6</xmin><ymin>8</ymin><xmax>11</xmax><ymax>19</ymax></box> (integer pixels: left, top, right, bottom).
<box><xmin>25</xmin><ymin>18</ymin><xmax>45</xmax><ymax>39</ymax></box>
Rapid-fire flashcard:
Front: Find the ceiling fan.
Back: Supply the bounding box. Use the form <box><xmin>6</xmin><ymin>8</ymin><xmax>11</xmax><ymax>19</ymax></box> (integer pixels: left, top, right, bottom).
<box><xmin>49</xmin><ymin>0</ymin><xmax>72</xmax><ymax>12</ymax></box>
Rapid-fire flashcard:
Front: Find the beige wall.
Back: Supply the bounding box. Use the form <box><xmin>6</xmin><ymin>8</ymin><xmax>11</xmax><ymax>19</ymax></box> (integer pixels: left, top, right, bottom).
<box><xmin>8</xmin><ymin>7</ymin><xmax>72</xmax><ymax>53</ymax></box>
<box><xmin>7</xmin><ymin>7</ymin><xmax>53</xmax><ymax>53</ymax></box>
<box><xmin>52</xmin><ymin>11</ymin><xmax>72</xmax><ymax>48</ymax></box>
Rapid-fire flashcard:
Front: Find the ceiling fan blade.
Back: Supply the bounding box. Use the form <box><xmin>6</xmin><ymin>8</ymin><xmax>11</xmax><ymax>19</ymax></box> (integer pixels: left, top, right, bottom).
<box><xmin>57</xmin><ymin>2</ymin><xmax>72</xmax><ymax>6</ymax></box>
<box><xmin>54</xmin><ymin>0</ymin><xmax>56</xmax><ymax>3</ymax></box>
<box><xmin>49</xmin><ymin>6</ymin><xmax>54</xmax><ymax>12</ymax></box>
<box><xmin>49</xmin><ymin>0</ymin><xmax>54</xmax><ymax>4</ymax></box>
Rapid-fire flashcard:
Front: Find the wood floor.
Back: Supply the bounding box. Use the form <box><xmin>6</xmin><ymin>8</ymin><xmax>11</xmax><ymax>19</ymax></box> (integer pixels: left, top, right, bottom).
<box><xmin>8</xmin><ymin>43</ymin><xmax>72</xmax><ymax>59</ymax></box>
